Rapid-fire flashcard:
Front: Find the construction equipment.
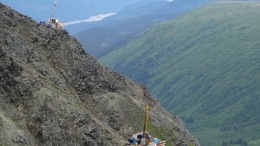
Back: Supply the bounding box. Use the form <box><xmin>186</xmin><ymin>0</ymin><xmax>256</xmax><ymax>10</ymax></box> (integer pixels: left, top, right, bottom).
<box><xmin>127</xmin><ymin>104</ymin><xmax>166</xmax><ymax>146</ymax></box>
<box><xmin>39</xmin><ymin>0</ymin><xmax>64</xmax><ymax>29</ymax></box>
<box><xmin>48</xmin><ymin>0</ymin><xmax>64</xmax><ymax>29</ymax></box>
<box><xmin>142</xmin><ymin>104</ymin><xmax>150</xmax><ymax>144</ymax></box>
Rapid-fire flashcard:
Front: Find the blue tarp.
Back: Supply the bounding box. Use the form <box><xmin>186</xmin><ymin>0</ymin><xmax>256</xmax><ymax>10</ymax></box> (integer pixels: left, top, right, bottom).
<box><xmin>128</xmin><ymin>137</ymin><xmax>138</xmax><ymax>144</ymax></box>
<box><xmin>152</xmin><ymin>138</ymin><xmax>160</xmax><ymax>143</ymax></box>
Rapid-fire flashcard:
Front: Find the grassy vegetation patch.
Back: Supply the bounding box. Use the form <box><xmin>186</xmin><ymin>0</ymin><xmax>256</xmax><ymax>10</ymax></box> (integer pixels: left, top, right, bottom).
<box><xmin>248</xmin><ymin>139</ymin><xmax>260</xmax><ymax>146</ymax></box>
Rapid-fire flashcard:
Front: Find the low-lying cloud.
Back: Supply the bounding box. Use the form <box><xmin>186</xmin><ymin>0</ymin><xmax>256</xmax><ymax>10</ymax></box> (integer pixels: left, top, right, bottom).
<box><xmin>64</xmin><ymin>13</ymin><xmax>116</xmax><ymax>26</ymax></box>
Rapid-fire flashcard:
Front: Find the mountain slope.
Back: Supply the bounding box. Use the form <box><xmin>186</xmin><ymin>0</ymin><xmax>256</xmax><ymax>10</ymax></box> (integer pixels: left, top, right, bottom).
<box><xmin>100</xmin><ymin>1</ymin><xmax>260</xmax><ymax>145</ymax></box>
<box><xmin>0</xmin><ymin>3</ymin><xmax>199</xmax><ymax>146</ymax></box>
<box><xmin>74</xmin><ymin>0</ymin><xmax>215</xmax><ymax>58</ymax></box>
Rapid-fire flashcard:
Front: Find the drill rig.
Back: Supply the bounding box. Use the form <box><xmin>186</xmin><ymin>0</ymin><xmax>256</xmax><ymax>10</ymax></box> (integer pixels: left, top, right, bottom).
<box><xmin>46</xmin><ymin>0</ymin><xmax>64</xmax><ymax>29</ymax></box>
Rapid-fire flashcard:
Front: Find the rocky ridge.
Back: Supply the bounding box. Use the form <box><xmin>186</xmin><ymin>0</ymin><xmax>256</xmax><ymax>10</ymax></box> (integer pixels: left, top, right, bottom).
<box><xmin>0</xmin><ymin>3</ymin><xmax>199</xmax><ymax>146</ymax></box>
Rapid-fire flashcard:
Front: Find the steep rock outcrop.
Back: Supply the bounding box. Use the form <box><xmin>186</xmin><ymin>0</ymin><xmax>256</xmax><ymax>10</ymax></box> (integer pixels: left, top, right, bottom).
<box><xmin>0</xmin><ymin>3</ymin><xmax>199</xmax><ymax>146</ymax></box>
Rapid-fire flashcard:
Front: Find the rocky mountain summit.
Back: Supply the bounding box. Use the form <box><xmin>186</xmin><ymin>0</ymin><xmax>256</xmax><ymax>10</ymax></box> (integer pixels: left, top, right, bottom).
<box><xmin>0</xmin><ymin>3</ymin><xmax>199</xmax><ymax>146</ymax></box>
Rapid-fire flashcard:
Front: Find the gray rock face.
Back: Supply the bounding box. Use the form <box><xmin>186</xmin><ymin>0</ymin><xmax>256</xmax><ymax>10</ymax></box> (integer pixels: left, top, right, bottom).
<box><xmin>0</xmin><ymin>2</ymin><xmax>199</xmax><ymax>146</ymax></box>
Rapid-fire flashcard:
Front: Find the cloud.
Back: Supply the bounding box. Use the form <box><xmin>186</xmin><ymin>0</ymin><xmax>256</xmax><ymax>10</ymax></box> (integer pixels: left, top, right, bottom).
<box><xmin>64</xmin><ymin>13</ymin><xmax>116</xmax><ymax>26</ymax></box>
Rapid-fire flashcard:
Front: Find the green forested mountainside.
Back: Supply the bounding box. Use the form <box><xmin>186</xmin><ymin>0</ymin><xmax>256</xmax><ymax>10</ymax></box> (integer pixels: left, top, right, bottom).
<box><xmin>100</xmin><ymin>1</ymin><xmax>260</xmax><ymax>146</ymax></box>
<box><xmin>75</xmin><ymin>0</ymin><xmax>214</xmax><ymax>58</ymax></box>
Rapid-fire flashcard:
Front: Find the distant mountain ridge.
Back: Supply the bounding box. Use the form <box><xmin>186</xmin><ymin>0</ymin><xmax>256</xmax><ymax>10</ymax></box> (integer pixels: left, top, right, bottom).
<box><xmin>0</xmin><ymin>0</ymin><xmax>142</xmax><ymax>22</ymax></box>
<box><xmin>74</xmin><ymin>0</ymin><xmax>215</xmax><ymax>58</ymax></box>
<box><xmin>100</xmin><ymin>1</ymin><xmax>260</xmax><ymax>146</ymax></box>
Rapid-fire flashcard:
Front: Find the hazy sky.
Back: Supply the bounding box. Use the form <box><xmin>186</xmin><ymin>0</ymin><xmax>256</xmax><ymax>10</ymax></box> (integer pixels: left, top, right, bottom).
<box><xmin>0</xmin><ymin>0</ymin><xmax>142</xmax><ymax>22</ymax></box>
